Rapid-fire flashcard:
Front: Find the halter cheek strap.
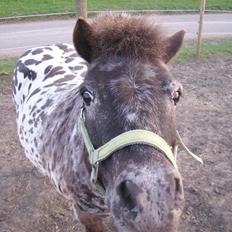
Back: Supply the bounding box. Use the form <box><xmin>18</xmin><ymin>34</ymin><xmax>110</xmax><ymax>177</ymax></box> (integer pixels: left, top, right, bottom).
<box><xmin>79</xmin><ymin>108</ymin><xmax>203</xmax><ymax>190</ymax></box>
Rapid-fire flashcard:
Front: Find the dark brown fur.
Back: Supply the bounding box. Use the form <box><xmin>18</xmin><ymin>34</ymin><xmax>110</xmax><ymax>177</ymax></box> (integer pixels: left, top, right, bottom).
<box><xmin>71</xmin><ymin>13</ymin><xmax>186</xmax><ymax>232</ymax></box>
<box><xmin>73</xmin><ymin>14</ymin><xmax>185</xmax><ymax>63</ymax></box>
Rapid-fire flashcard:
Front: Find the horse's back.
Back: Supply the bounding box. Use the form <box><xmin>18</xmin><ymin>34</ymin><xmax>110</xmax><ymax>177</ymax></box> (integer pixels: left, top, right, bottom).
<box><xmin>12</xmin><ymin>43</ymin><xmax>87</xmax><ymax>173</ymax></box>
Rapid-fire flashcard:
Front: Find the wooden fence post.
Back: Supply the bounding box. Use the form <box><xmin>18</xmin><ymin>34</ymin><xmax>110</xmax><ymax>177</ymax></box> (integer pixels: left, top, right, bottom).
<box><xmin>196</xmin><ymin>0</ymin><xmax>206</xmax><ymax>60</ymax></box>
<box><xmin>76</xmin><ymin>0</ymin><xmax>87</xmax><ymax>18</ymax></box>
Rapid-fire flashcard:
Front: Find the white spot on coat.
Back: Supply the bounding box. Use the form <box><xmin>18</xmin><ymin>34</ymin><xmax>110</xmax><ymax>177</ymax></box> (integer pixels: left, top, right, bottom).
<box><xmin>126</xmin><ymin>112</ymin><xmax>137</xmax><ymax>122</ymax></box>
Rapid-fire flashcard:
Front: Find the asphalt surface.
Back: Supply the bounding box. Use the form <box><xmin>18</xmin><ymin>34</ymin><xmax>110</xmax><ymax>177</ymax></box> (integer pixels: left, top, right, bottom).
<box><xmin>0</xmin><ymin>14</ymin><xmax>232</xmax><ymax>57</ymax></box>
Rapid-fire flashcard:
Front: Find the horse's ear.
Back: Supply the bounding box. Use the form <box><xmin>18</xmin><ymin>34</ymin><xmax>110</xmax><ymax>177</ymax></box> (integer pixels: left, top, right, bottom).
<box><xmin>73</xmin><ymin>17</ymin><xmax>94</xmax><ymax>62</ymax></box>
<box><xmin>162</xmin><ymin>30</ymin><xmax>185</xmax><ymax>63</ymax></box>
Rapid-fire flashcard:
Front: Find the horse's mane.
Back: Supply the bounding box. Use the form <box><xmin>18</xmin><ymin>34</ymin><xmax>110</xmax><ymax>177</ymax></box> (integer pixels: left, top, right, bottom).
<box><xmin>89</xmin><ymin>13</ymin><xmax>166</xmax><ymax>61</ymax></box>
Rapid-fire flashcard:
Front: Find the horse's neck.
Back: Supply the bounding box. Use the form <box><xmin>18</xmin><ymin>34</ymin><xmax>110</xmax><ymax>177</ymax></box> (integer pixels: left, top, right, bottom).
<box><xmin>42</xmin><ymin>95</ymin><xmax>108</xmax><ymax>213</ymax></box>
<box><xmin>42</xmin><ymin>89</ymin><xmax>84</xmax><ymax>169</ymax></box>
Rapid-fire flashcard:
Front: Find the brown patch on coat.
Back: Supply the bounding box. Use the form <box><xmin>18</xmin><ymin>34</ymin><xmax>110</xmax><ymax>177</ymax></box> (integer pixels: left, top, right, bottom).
<box><xmin>24</xmin><ymin>59</ymin><xmax>39</xmax><ymax>66</ymax></box>
<box><xmin>43</xmin><ymin>67</ymin><xmax>65</xmax><ymax>80</ymax></box>
<box><xmin>42</xmin><ymin>54</ymin><xmax>53</xmax><ymax>61</ymax></box>
<box><xmin>32</xmin><ymin>48</ymin><xmax>43</xmax><ymax>55</ymax></box>
<box><xmin>27</xmin><ymin>88</ymin><xmax>41</xmax><ymax>101</ymax></box>
<box><xmin>44</xmin><ymin>65</ymin><xmax>53</xmax><ymax>75</ymax></box>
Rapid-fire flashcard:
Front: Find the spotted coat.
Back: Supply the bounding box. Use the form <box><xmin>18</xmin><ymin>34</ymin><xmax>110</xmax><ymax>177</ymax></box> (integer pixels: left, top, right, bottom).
<box><xmin>12</xmin><ymin>43</ymin><xmax>108</xmax><ymax>215</ymax></box>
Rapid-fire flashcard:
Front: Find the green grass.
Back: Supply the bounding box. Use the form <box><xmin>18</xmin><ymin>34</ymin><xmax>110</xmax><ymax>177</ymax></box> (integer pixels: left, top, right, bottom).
<box><xmin>0</xmin><ymin>58</ymin><xmax>16</xmax><ymax>76</ymax></box>
<box><xmin>0</xmin><ymin>0</ymin><xmax>75</xmax><ymax>18</ymax></box>
<box><xmin>177</xmin><ymin>38</ymin><xmax>232</xmax><ymax>63</ymax></box>
<box><xmin>0</xmin><ymin>0</ymin><xmax>231</xmax><ymax>18</ymax></box>
<box><xmin>88</xmin><ymin>0</ymin><xmax>232</xmax><ymax>11</ymax></box>
<box><xmin>0</xmin><ymin>58</ymin><xmax>16</xmax><ymax>94</ymax></box>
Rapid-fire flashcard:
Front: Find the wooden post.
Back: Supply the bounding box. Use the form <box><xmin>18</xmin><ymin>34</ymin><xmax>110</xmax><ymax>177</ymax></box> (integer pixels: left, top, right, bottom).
<box><xmin>76</xmin><ymin>0</ymin><xmax>87</xmax><ymax>19</ymax></box>
<box><xmin>196</xmin><ymin>0</ymin><xmax>206</xmax><ymax>60</ymax></box>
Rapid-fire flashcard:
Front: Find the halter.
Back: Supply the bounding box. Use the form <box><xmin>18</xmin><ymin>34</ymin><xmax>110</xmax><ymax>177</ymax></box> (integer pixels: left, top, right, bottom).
<box><xmin>79</xmin><ymin>108</ymin><xmax>203</xmax><ymax>191</ymax></box>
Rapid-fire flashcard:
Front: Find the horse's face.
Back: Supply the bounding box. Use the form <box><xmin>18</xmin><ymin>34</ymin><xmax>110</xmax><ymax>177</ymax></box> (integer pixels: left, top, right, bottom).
<box><xmin>80</xmin><ymin>58</ymin><xmax>184</xmax><ymax>231</ymax></box>
<box><xmin>73</xmin><ymin>15</ymin><xmax>185</xmax><ymax>232</ymax></box>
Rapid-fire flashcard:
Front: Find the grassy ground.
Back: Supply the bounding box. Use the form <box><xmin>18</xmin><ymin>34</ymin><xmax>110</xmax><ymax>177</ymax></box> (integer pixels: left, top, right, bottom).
<box><xmin>0</xmin><ymin>0</ymin><xmax>231</xmax><ymax>18</ymax></box>
<box><xmin>88</xmin><ymin>0</ymin><xmax>232</xmax><ymax>11</ymax></box>
<box><xmin>0</xmin><ymin>58</ymin><xmax>16</xmax><ymax>77</ymax></box>
<box><xmin>0</xmin><ymin>58</ymin><xmax>16</xmax><ymax>94</ymax></box>
<box><xmin>177</xmin><ymin>38</ymin><xmax>232</xmax><ymax>63</ymax></box>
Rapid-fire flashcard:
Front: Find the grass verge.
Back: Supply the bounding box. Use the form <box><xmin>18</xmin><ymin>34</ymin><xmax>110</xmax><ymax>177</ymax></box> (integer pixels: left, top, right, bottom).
<box><xmin>0</xmin><ymin>58</ymin><xmax>16</xmax><ymax>77</ymax></box>
<box><xmin>0</xmin><ymin>0</ymin><xmax>231</xmax><ymax>18</ymax></box>
<box><xmin>0</xmin><ymin>58</ymin><xmax>17</xmax><ymax>94</ymax></box>
<box><xmin>88</xmin><ymin>0</ymin><xmax>232</xmax><ymax>11</ymax></box>
<box><xmin>177</xmin><ymin>38</ymin><xmax>232</xmax><ymax>63</ymax></box>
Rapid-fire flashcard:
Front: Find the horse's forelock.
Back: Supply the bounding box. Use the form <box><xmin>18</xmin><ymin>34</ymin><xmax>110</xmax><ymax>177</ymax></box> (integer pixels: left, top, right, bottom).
<box><xmin>90</xmin><ymin>14</ymin><xmax>165</xmax><ymax>61</ymax></box>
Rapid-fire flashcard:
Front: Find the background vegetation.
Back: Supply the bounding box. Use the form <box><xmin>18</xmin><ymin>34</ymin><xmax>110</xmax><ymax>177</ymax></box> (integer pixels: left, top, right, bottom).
<box><xmin>0</xmin><ymin>0</ymin><xmax>231</xmax><ymax>18</ymax></box>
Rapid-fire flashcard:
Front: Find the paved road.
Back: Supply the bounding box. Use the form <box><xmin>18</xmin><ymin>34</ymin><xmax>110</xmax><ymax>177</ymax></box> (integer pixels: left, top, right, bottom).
<box><xmin>0</xmin><ymin>14</ymin><xmax>232</xmax><ymax>57</ymax></box>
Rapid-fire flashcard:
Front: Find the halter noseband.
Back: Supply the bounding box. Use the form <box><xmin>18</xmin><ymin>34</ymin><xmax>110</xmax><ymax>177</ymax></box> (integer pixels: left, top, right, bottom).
<box><xmin>79</xmin><ymin>108</ymin><xmax>203</xmax><ymax>191</ymax></box>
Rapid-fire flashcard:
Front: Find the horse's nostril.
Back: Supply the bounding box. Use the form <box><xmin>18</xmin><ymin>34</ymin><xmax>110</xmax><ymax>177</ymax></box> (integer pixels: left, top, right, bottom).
<box><xmin>174</xmin><ymin>177</ymin><xmax>183</xmax><ymax>198</ymax></box>
<box><xmin>174</xmin><ymin>178</ymin><xmax>180</xmax><ymax>193</ymax></box>
<box><xmin>117</xmin><ymin>180</ymin><xmax>138</xmax><ymax>211</ymax></box>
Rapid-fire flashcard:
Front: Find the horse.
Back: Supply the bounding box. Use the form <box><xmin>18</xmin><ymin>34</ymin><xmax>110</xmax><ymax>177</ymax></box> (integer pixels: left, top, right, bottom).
<box><xmin>12</xmin><ymin>13</ymin><xmax>186</xmax><ymax>232</ymax></box>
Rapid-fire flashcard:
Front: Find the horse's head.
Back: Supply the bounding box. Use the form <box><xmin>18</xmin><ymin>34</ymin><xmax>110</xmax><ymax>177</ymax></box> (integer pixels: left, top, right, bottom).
<box><xmin>73</xmin><ymin>14</ymin><xmax>185</xmax><ymax>232</ymax></box>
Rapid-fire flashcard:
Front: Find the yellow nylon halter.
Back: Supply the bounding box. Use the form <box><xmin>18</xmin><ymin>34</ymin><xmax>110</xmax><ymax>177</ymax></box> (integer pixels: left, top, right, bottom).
<box><xmin>79</xmin><ymin>108</ymin><xmax>203</xmax><ymax>189</ymax></box>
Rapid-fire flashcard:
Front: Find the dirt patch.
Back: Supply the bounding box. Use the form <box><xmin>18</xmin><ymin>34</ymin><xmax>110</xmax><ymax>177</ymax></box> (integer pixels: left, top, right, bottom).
<box><xmin>0</xmin><ymin>58</ymin><xmax>232</xmax><ymax>232</ymax></box>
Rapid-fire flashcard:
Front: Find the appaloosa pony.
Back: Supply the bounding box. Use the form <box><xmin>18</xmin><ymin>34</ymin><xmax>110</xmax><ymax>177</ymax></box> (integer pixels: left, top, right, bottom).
<box><xmin>12</xmin><ymin>14</ymin><xmax>186</xmax><ymax>232</ymax></box>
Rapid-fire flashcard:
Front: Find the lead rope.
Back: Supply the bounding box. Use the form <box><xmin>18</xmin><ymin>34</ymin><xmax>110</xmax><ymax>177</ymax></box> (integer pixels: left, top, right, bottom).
<box><xmin>175</xmin><ymin>130</ymin><xmax>203</xmax><ymax>164</ymax></box>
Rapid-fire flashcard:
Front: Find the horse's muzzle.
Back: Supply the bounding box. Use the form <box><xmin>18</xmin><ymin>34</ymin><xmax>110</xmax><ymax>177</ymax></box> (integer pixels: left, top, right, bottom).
<box><xmin>109</xmin><ymin>166</ymin><xmax>184</xmax><ymax>232</ymax></box>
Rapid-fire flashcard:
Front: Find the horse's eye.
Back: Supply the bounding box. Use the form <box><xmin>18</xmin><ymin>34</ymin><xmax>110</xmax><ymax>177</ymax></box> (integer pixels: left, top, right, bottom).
<box><xmin>172</xmin><ymin>89</ymin><xmax>181</xmax><ymax>105</ymax></box>
<box><xmin>81</xmin><ymin>89</ymin><xmax>94</xmax><ymax>106</ymax></box>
